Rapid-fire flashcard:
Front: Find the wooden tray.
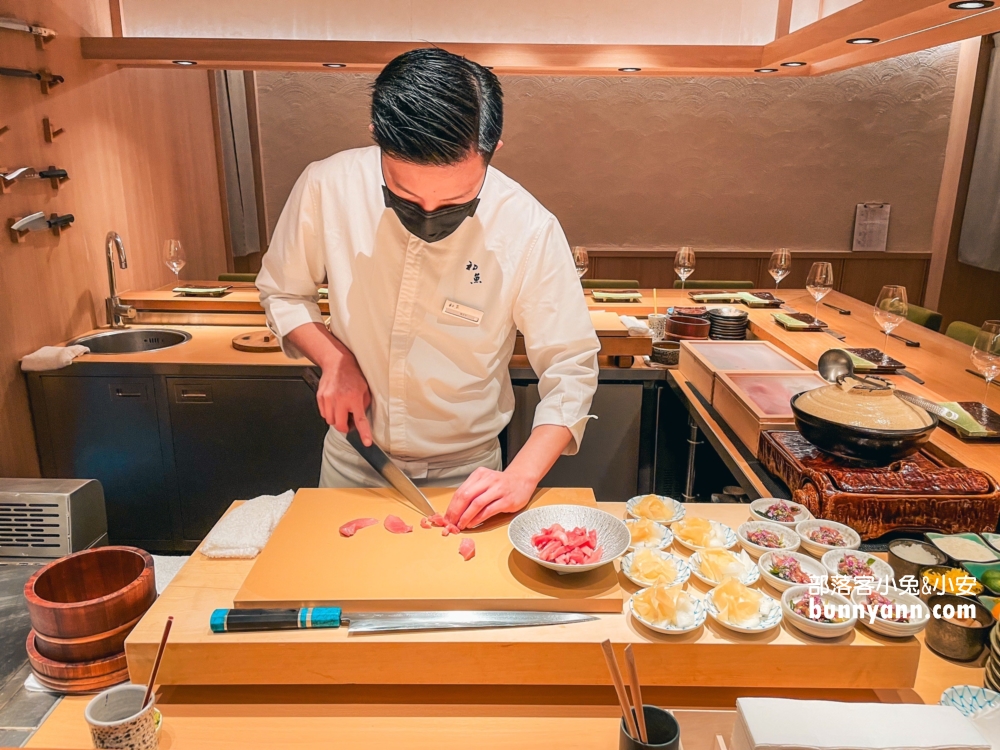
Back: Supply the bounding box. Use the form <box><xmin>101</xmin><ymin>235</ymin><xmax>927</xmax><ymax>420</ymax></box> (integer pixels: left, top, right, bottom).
<box><xmin>234</xmin><ymin>488</ymin><xmax>624</xmax><ymax>614</ymax></box>
<box><xmin>678</xmin><ymin>340</ymin><xmax>810</xmax><ymax>401</ymax></box>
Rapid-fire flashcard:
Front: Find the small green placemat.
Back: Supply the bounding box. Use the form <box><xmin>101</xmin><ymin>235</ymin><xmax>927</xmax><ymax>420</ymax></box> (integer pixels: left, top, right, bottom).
<box><xmin>772</xmin><ymin>312</ymin><xmax>810</xmax><ymax>329</ymax></box>
<box><xmin>939</xmin><ymin>401</ymin><xmax>990</xmax><ymax>437</ymax></box>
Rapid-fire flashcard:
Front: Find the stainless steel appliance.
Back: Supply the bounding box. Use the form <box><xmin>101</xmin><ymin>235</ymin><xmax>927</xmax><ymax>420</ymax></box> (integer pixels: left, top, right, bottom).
<box><xmin>0</xmin><ymin>478</ymin><xmax>108</xmax><ymax>558</ymax></box>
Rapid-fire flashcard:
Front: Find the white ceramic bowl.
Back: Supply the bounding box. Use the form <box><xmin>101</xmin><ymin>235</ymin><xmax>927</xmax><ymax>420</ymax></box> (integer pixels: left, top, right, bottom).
<box><xmin>672</xmin><ymin>519</ymin><xmax>738</xmax><ymax>552</ymax></box>
<box><xmin>821</xmin><ymin>549</ymin><xmax>894</xmax><ymax>587</ymax></box>
<box><xmin>508</xmin><ymin>504</ymin><xmax>630</xmax><ymax>574</ymax></box>
<box><xmin>629</xmin><ymin>587</ymin><xmax>707</xmax><ymax>634</ymax></box>
<box><xmin>624</xmin><ymin>519</ymin><xmax>674</xmax><ymax>551</ymax></box>
<box><xmin>737</xmin><ymin>521</ymin><xmax>801</xmax><ymax>560</ymax></box>
<box><xmin>757</xmin><ymin>550</ymin><xmax>827</xmax><ymax>593</ymax></box>
<box><xmin>781</xmin><ymin>585</ymin><xmax>857</xmax><ymax>639</ymax></box>
<box><xmin>690</xmin><ymin>549</ymin><xmax>759</xmax><ymax>587</ymax></box>
<box><xmin>795</xmin><ymin>519</ymin><xmax>861</xmax><ymax>558</ymax></box>
<box><xmin>850</xmin><ymin>586</ymin><xmax>930</xmax><ymax>638</ymax></box>
<box><xmin>626</xmin><ymin>494</ymin><xmax>686</xmax><ymax>525</ymax></box>
<box><xmin>621</xmin><ymin>549</ymin><xmax>691</xmax><ymax>589</ymax></box>
<box><xmin>706</xmin><ymin>586</ymin><xmax>782</xmax><ymax>634</ymax></box>
<box><xmin>749</xmin><ymin>498</ymin><xmax>813</xmax><ymax>529</ymax></box>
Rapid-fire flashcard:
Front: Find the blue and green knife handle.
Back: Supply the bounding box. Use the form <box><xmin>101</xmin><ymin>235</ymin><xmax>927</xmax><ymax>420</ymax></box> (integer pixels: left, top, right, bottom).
<box><xmin>210</xmin><ymin>607</ymin><xmax>342</xmax><ymax>633</ymax></box>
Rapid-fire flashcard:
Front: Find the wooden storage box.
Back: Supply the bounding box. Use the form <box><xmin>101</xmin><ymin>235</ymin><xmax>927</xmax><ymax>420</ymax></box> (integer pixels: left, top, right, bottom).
<box><xmin>678</xmin><ymin>340</ymin><xmax>810</xmax><ymax>401</ymax></box>
<box><xmin>712</xmin><ymin>371</ymin><xmax>828</xmax><ymax>455</ymax></box>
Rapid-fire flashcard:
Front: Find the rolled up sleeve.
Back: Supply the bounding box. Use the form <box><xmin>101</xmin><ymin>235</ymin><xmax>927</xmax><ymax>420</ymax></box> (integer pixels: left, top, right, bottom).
<box><xmin>257</xmin><ymin>163</ymin><xmax>327</xmax><ymax>360</ymax></box>
<box><xmin>512</xmin><ymin>219</ymin><xmax>600</xmax><ymax>455</ymax></box>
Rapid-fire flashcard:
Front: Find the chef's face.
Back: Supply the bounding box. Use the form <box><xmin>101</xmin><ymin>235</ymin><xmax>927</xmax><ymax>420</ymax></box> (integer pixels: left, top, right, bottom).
<box><xmin>380</xmin><ymin>142</ymin><xmax>502</xmax><ymax>213</ymax></box>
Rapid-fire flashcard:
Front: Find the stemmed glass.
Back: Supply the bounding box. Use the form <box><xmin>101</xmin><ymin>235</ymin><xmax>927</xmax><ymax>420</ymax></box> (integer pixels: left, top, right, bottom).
<box><xmin>572</xmin><ymin>247</ymin><xmax>589</xmax><ymax>279</ymax></box>
<box><xmin>972</xmin><ymin>321</ymin><xmax>1000</xmax><ymax>413</ymax></box>
<box><xmin>164</xmin><ymin>240</ymin><xmax>186</xmax><ymax>284</ymax></box>
<box><xmin>805</xmin><ymin>262</ymin><xmax>833</xmax><ymax>323</ymax></box>
<box><xmin>768</xmin><ymin>248</ymin><xmax>792</xmax><ymax>289</ymax></box>
<box><xmin>874</xmin><ymin>285</ymin><xmax>908</xmax><ymax>364</ymax></box>
<box><xmin>674</xmin><ymin>247</ymin><xmax>695</xmax><ymax>290</ymax></box>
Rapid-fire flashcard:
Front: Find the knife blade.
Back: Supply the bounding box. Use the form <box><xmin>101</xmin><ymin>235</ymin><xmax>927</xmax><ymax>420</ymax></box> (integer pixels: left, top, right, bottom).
<box><xmin>10</xmin><ymin>212</ymin><xmax>47</xmax><ymax>232</ymax></box>
<box><xmin>896</xmin><ymin>369</ymin><xmax>925</xmax><ymax>385</ymax></box>
<box><xmin>210</xmin><ymin>607</ymin><xmax>597</xmax><ymax>634</ymax></box>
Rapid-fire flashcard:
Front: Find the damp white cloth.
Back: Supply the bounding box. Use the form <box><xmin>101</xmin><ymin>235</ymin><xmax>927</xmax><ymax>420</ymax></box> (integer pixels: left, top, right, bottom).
<box><xmin>200</xmin><ymin>490</ymin><xmax>295</xmax><ymax>559</ymax></box>
<box><xmin>971</xmin><ymin>704</ymin><xmax>1000</xmax><ymax>749</ymax></box>
<box><xmin>151</xmin><ymin>554</ymin><xmax>189</xmax><ymax>593</ymax></box>
<box><xmin>618</xmin><ymin>315</ymin><xmax>652</xmax><ymax>337</ymax></box>
<box><xmin>730</xmin><ymin>698</ymin><xmax>989</xmax><ymax>750</ymax></box>
<box><xmin>20</xmin><ymin>345</ymin><xmax>89</xmax><ymax>371</ymax></box>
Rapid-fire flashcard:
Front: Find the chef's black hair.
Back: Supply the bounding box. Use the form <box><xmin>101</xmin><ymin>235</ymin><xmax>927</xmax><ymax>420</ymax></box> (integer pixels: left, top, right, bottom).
<box><xmin>371</xmin><ymin>48</ymin><xmax>503</xmax><ymax>165</ymax></box>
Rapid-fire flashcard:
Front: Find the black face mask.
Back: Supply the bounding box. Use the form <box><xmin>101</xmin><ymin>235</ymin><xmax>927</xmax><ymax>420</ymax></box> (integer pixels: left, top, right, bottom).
<box><xmin>382</xmin><ymin>185</ymin><xmax>480</xmax><ymax>244</ymax></box>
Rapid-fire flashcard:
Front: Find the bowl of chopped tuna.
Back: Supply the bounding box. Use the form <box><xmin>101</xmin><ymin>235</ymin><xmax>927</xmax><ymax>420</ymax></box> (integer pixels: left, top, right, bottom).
<box><xmin>737</xmin><ymin>521</ymin><xmax>800</xmax><ymax>559</ymax></box>
<box><xmin>822</xmin><ymin>549</ymin><xmax>894</xmax><ymax>588</ymax></box>
<box><xmin>795</xmin><ymin>519</ymin><xmax>861</xmax><ymax>557</ymax></box>
<box><xmin>749</xmin><ymin>498</ymin><xmax>812</xmax><ymax>528</ymax></box>
<box><xmin>781</xmin><ymin>586</ymin><xmax>857</xmax><ymax>638</ymax></box>
<box><xmin>757</xmin><ymin>551</ymin><xmax>825</xmax><ymax>592</ymax></box>
<box><xmin>509</xmin><ymin>505</ymin><xmax>630</xmax><ymax>574</ymax></box>
<box><xmin>849</xmin><ymin>586</ymin><xmax>929</xmax><ymax>638</ymax></box>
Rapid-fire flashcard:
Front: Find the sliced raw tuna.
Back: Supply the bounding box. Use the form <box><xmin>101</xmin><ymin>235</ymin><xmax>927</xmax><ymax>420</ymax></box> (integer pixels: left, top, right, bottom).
<box><xmin>530</xmin><ymin>523</ymin><xmax>602</xmax><ymax>565</ymax></box>
<box><xmin>384</xmin><ymin>515</ymin><xmax>413</xmax><ymax>534</ymax></box>
<box><xmin>420</xmin><ymin>517</ymin><xmax>433</xmax><ymax>529</ymax></box>
<box><xmin>339</xmin><ymin>517</ymin><xmax>379</xmax><ymax>537</ymax></box>
<box><xmin>426</xmin><ymin>513</ymin><xmax>461</xmax><ymax>536</ymax></box>
<box><xmin>459</xmin><ymin>538</ymin><xmax>476</xmax><ymax>561</ymax></box>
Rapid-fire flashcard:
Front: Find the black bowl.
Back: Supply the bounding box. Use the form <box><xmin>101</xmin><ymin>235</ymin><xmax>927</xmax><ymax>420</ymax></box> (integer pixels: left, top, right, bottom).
<box><xmin>790</xmin><ymin>392</ymin><xmax>938</xmax><ymax>464</ymax></box>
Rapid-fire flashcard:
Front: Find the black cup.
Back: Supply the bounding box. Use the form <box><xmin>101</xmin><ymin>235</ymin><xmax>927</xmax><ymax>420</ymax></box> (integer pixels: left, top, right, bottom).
<box><xmin>619</xmin><ymin>705</ymin><xmax>681</xmax><ymax>750</ymax></box>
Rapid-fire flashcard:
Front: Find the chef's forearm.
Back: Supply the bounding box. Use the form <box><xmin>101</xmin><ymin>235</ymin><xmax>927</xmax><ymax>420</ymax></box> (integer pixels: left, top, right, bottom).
<box><xmin>506</xmin><ymin>425</ymin><xmax>573</xmax><ymax>484</ymax></box>
<box><xmin>285</xmin><ymin>322</ymin><xmax>357</xmax><ymax>370</ymax></box>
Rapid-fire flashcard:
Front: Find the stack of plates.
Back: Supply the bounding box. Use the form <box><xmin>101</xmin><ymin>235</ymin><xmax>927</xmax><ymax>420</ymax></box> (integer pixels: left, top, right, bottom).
<box><xmin>707</xmin><ymin>307</ymin><xmax>749</xmax><ymax>340</ymax></box>
<box><xmin>986</xmin><ymin>624</ymin><xmax>1000</xmax><ymax>691</ymax></box>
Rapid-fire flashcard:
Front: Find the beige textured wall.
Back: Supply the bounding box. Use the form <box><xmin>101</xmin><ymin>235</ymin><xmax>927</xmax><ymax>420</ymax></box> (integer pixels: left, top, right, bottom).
<box><xmin>257</xmin><ymin>44</ymin><xmax>958</xmax><ymax>253</ymax></box>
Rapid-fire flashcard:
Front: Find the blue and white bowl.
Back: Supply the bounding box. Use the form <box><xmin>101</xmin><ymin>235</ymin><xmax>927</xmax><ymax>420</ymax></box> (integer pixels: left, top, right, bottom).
<box><xmin>624</xmin><ymin>519</ymin><xmax>674</xmax><ymax>551</ymax></box>
<box><xmin>629</xmin><ymin>587</ymin><xmax>708</xmax><ymax>635</ymax></box>
<box><xmin>621</xmin><ymin>549</ymin><xmax>691</xmax><ymax>589</ymax></box>
<box><xmin>940</xmin><ymin>685</ymin><xmax>1000</xmax><ymax>717</ymax></box>
<box><xmin>707</xmin><ymin>586</ymin><xmax>782</xmax><ymax>634</ymax></box>
<box><xmin>673</xmin><ymin>520</ymin><xmax>738</xmax><ymax>552</ymax></box>
<box><xmin>690</xmin><ymin>549</ymin><xmax>759</xmax><ymax>587</ymax></box>
<box><xmin>626</xmin><ymin>495</ymin><xmax>685</xmax><ymax>525</ymax></box>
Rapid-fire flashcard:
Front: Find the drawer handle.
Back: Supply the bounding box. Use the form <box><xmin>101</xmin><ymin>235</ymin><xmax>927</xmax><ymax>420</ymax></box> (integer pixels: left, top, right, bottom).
<box><xmin>180</xmin><ymin>390</ymin><xmax>208</xmax><ymax>399</ymax></box>
<box><xmin>113</xmin><ymin>388</ymin><xmax>143</xmax><ymax>398</ymax></box>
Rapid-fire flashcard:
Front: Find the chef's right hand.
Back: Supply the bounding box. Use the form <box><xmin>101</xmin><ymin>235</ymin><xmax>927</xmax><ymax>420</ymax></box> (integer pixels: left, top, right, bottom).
<box><xmin>317</xmin><ymin>352</ymin><xmax>373</xmax><ymax>446</ymax></box>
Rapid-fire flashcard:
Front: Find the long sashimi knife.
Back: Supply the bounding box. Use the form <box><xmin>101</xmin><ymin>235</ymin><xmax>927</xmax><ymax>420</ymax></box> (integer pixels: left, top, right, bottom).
<box><xmin>302</xmin><ymin>367</ymin><xmax>437</xmax><ymax>517</ymax></box>
<box><xmin>211</xmin><ymin>607</ymin><xmax>597</xmax><ymax>634</ymax></box>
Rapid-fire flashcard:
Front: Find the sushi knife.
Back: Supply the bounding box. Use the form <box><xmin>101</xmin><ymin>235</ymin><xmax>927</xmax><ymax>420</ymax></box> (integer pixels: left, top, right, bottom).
<box><xmin>210</xmin><ymin>608</ymin><xmax>598</xmax><ymax>634</ymax></box>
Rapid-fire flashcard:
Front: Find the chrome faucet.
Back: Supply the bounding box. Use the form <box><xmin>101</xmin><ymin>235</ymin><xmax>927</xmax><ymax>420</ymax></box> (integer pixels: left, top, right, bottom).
<box><xmin>105</xmin><ymin>231</ymin><xmax>135</xmax><ymax>328</ymax></box>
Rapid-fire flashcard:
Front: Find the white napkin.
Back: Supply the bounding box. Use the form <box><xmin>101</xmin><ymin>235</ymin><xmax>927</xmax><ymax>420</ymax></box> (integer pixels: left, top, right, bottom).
<box><xmin>618</xmin><ymin>315</ymin><xmax>652</xmax><ymax>337</ymax></box>
<box><xmin>20</xmin><ymin>345</ymin><xmax>90</xmax><ymax>371</ymax></box>
<box><xmin>971</xmin><ymin>704</ymin><xmax>1000</xmax><ymax>749</ymax></box>
<box><xmin>200</xmin><ymin>490</ymin><xmax>295</xmax><ymax>559</ymax></box>
<box><xmin>731</xmin><ymin>698</ymin><xmax>988</xmax><ymax>750</ymax></box>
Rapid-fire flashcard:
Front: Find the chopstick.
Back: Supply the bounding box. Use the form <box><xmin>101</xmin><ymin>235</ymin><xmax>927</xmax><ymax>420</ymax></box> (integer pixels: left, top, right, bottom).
<box><xmin>890</xmin><ymin>333</ymin><xmax>920</xmax><ymax>347</ymax></box>
<box><xmin>601</xmin><ymin>639</ymin><xmax>639</xmax><ymax>740</ymax></box>
<box><xmin>624</xmin><ymin>645</ymin><xmax>648</xmax><ymax>743</ymax></box>
<box><xmin>653</xmin><ymin>288</ymin><xmax>657</xmax><ymax>315</ymax></box>
<box><xmin>143</xmin><ymin>616</ymin><xmax>173</xmax><ymax>708</ymax></box>
<box><xmin>823</xmin><ymin>302</ymin><xmax>851</xmax><ymax>315</ymax></box>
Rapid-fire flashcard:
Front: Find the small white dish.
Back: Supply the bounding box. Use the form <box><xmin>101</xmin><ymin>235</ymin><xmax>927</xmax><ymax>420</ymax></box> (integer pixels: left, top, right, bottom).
<box><xmin>749</xmin><ymin>498</ymin><xmax>813</xmax><ymax>529</ymax></box>
<box><xmin>737</xmin><ymin>521</ymin><xmax>800</xmax><ymax>560</ymax></box>
<box><xmin>707</xmin><ymin>586</ymin><xmax>782</xmax><ymax>634</ymax></box>
<box><xmin>624</xmin><ymin>518</ymin><xmax>674</xmax><ymax>551</ymax></box>
<box><xmin>621</xmin><ymin>549</ymin><xmax>691</xmax><ymax>589</ymax></box>
<box><xmin>629</xmin><ymin>587</ymin><xmax>708</xmax><ymax>634</ymax></box>
<box><xmin>626</xmin><ymin>494</ymin><xmax>686</xmax><ymax>525</ymax></box>
<box><xmin>673</xmin><ymin>519</ymin><xmax>738</xmax><ymax>552</ymax></box>
<box><xmin>508</xmin><ymin>504</ymin><xmax>630</xmax><ymax>575</ymax></box>
<box><xmin>795</xmin><ymin>519</ymin><xmax>861</xmax><ymax>558</ymax></box>
<box><xmin>690</xmin><ymin>549</ymin><xmax>759</xmax><ymax>587</ymax></box>
<box><xmin>821</xmin><ymin>549</ymin><xmax>894</xmax><ymax>587</ymax></box>
<box><xmin>781</xmin><ymin>585</ymin><xmax>857</xmax><ymax>639</ymax></box>
<box><xmin>757</xmin><ymin>550</ymin><xmax>826</xmax><ymax>593</ymax></box>
<box><xmin>850</xmin><ymin>586</ymin><xmax>930</xmax><ymax>638</ymax></box>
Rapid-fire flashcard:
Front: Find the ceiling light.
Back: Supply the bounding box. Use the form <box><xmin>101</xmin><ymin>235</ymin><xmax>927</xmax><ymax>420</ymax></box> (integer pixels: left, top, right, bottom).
<box><xmin>755</xmin><ymin>68</ymin><xmax>778</xmax><ymax>73</ymax></box>
<box><xmin>322</xmin><ymin>63</ymin><xmax>346</xmax><ymax>68</ymax></box>
<box><xmin>618</xmin><ymin>67</ymin><xmax>641</xmax><ymax>72</ymax></box>
<box><xmin>172</xmin><ymin>60</ymin><xmax>197</xmax><ymax>65</ymax></box>
<box><xmin>846</xmin><ymin>37</ymin><xmax>879</xmax><ymax>44</ymax></box>
<box><xmin>949</xmin><ymin>1</ymin><xmax>993</xmax><ymax>8</ymax></box>
<box><xmin>781</xmin><ymin>61</ymin><xmax>807</xmax><ymax>67</ymax></box>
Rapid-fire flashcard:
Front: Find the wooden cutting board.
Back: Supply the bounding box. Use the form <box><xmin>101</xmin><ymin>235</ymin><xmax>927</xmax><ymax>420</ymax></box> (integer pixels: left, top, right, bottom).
<box><xmin>233</xmin><ymin>487</ymin><xmax>623</xmax><ymax>614</ymax></box>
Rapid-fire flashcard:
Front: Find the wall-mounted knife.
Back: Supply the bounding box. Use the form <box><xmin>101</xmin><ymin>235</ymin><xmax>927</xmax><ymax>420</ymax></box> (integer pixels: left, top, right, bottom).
<box><xmin>11</xmin><ymin>211</ymin><xmax>74</xmax><ymax>232</ymax></box>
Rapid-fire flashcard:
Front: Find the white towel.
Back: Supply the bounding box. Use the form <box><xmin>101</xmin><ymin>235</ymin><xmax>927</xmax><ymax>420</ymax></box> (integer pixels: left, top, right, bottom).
<box><xmin>20</xmin><ymin>345</ymin><xmax>89</xmax><ymax>371</ymax></box>
<box><xmin>618</xmin><ymin>315</ymin><xmax>652</xmax><ymax>337</ymax></box>
<box><xmin>200</xmin><ymin>490</ymin><xmax>295</xmax><ymax>559</ymax></box>
<box><xmin>972</xmin><ymin>704</ymin><xmax>1000</xmax><ymax>749</ymax></box>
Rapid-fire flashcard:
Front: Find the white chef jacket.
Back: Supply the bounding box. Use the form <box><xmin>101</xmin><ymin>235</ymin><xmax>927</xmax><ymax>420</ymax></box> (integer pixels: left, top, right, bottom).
<box><xmin>257</xmin><ymin>146</ymin><xmax>599</xmax><ymax>463</ymax></box>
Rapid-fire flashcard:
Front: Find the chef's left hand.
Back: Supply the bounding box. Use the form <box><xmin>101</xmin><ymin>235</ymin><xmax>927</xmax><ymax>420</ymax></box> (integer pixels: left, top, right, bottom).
<box><xmin>445</xmin><ymin>466</ymin><xmax>537</xmax><ymax>530</ymax></box>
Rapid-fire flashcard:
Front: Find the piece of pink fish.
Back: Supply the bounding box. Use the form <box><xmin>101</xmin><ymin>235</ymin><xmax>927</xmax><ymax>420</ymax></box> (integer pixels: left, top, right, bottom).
<box><xmin>338</xmin><ymin>517</ymin><xmax>379</xmax><ymax>537</ymax></box>
<box><xmin>423</xmin><ymin>513</ymin><xmax>461</xmax><ymax>536</ymax></box>
<box><xmin>458</xmin><ymin>538</ymin><xmax>476</xmax><ymax>561</ymax></box>
<box><xmin>384</xmin><ymin>515</ymin><xmax>413</xmax><ymax>534</ymax></box>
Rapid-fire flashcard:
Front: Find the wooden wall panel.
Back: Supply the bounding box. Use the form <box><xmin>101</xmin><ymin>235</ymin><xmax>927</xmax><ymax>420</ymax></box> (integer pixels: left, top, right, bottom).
<box><xmin>0</xmin><ymin>0</ymin><xmax>226</xmax><ymax>477</ymax></box>
<box><xmin>840</xmin><ymin>257</ymin><xmax>929</xmax><ymax>306</ymax></box>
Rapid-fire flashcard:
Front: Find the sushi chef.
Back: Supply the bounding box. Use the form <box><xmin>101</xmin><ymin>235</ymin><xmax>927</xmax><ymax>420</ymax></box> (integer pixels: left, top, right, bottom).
<box><xmin>257</xmin><ymin>48</ymin><xmax>599</xmax><ymax>530</ymax></box>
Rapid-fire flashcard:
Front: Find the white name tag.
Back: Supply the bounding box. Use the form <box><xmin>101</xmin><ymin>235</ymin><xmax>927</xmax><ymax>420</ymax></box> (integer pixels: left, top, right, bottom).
<box><xmin>442</xmin><ymin>300</ymin><xmax>483</xmax><ymax>325</ymax></box>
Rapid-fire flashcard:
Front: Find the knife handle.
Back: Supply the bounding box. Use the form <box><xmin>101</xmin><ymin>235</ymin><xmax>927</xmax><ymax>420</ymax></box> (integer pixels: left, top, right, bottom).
<box><xmin>210</xmin><ymin>607</ymin><xmax>342</xmax><ymax>633</ymax></box>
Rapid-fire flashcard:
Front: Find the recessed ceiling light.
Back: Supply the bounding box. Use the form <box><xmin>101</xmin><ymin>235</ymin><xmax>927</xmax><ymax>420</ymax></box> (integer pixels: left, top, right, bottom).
<box><xmin>949</xmin><ymin>1</ymin><xmax>993</xmax><ymax>8</ymax></box>
<box><xmin>846</xmin><ymin>37</ymin><xmax>879</xmax><ymax>44</ymax></box>
<box><xmin>322</xmin><ymin>63</ymin><xmax>346</xmax><ymax>68</ymax></box>
<box><xmin>172</xmin><ymin>60</ymin><xmax>197</xmax><ymax>66</ymax></box>
<box><xmin>618</xmin><ymin>67</ymin><xmax>641</xmax><ymax>72</ymax></box>
<box><xmin>781</xmin><ymin>61</ymin><xmax>807</xmax><ymax>67</ymax></box>
<box><xmin>755</xmin><ymin>68</ymin><xmax>778</xmax><ymax>73</ymax></box>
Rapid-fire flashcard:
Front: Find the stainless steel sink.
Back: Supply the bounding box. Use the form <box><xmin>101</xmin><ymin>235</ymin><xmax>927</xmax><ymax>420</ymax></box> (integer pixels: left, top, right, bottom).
<box><xmin>68</xmin><ymin>329</ymin><xmax>192</xmax><ymax>354</ymax></box>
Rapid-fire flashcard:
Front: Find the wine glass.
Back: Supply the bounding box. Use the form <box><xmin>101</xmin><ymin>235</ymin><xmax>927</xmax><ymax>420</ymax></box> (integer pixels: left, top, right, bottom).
<box><xmin>972</xmin><ymin>321</ymin><xmax>1000</xmax><ymax>413</ymax></box>
<box><xmin>164</xmin><ymin>240</ymin><xmax>186</xmax><ymax>284</ymax></box>
<box><xmin>874</xmin><ymin>285</ymin><xmax>908</xmax><ymax>363</ymax></box>
<box><xmin>572</xmin><ymin>247</ymin><xmax>589</xmax><ymax>279</ymax></box>
<box><xmin>805</xmin><ymin>262</ymin><xmax>833</xmax><ymax>323</ymax></box>
<box><xmin>674</xmin><ymin>246</ymin><xmax>695</xmax><ymax>290</ymax></box>
<box><xmin>768</xmin><ymin>248</ymin><xmax>792</xmax><ymax>289</ymax></box>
